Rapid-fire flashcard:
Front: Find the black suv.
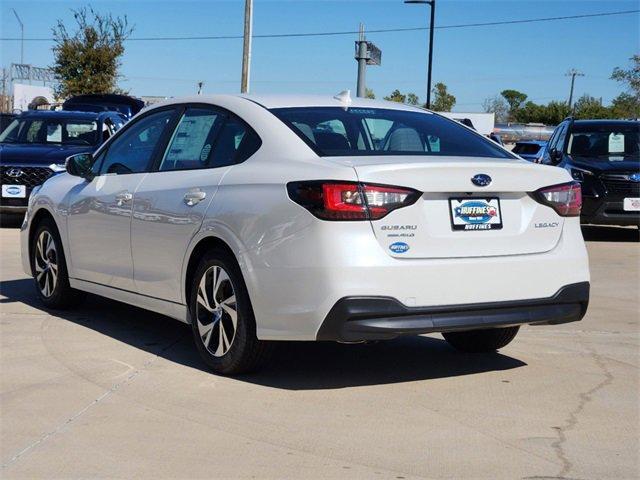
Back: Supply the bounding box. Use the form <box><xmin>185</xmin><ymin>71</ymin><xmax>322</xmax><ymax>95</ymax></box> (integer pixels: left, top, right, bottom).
<box><xmin>0</xmin><ymin>110</ymin><xmax>125</xmax><ymax>215</ymax></box>
<box><xmin>541</xmin><ymin>118</ymin><xmax>640</xmax><ymax>227</ymax></box>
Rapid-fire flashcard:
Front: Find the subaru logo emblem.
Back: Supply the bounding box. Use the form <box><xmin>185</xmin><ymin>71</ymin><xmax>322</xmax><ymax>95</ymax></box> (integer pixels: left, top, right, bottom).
<box><xmin>630</xmin><ymin>173</ymin><xmax>640</xmax><ymax>183</ymax></box>
<box><xmin>471</xmin><ymin>174</ymin><xmax>492</xmax><ymax>187</ymax></box>
<box><xmin>7</xmin><ymin>168</ymin><xmax>23</xmax><ymax>178</ymax></box>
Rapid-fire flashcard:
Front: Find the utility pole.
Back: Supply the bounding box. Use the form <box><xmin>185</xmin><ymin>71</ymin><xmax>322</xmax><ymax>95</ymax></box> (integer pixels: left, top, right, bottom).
<box><xmin>565</xmin><ymin>68</ymin><xmax>584</xmax><ymax>111</ymax></box>
<box><xmin>355</xmin><ymin>24</ymin><xmax>368</xmax><ymax>98</ymax></box>
<box><xmin>197</xmin><ymin>81</ymin><xmax>204</xmax><ymax>95</ymax></box>
<box><xmin>240</xmin><ymin>0</ymin><xmax>253</xmax><ymax>94</ymax></box>
<box><xmin>404</xmin><ymin>0</ymin><xmax>435</xmax><ymax>109</ymax></box>
<box><xmin>11</xmin><ymin>9</ymin><xmax>24</xmax><ymax>65</ymax></box>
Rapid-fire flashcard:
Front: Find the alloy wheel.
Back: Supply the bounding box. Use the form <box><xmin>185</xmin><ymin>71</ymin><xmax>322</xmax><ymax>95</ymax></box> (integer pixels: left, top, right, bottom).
<box><xmin>195</xmin><ymin>265</ymin><xmax>238</xmax><ymax>357</ymax></box>
<box><xmin>34</xmin><ymin>231</ymin><xmax>58</xmax><ymax>297</ymax></box>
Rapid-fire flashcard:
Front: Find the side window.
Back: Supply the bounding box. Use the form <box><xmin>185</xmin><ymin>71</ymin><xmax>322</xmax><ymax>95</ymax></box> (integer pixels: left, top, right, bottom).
<box><xmin>209</xmin><ymin>116</ymin><xmax>261</xmax><ymax>167</ymax></box>
<box><xmin>159</xmin><ymin>108</ymin><xmax>223</xmax><ymax>171</ymax></box>
<box><xmin>555</xmin><ymin>124</ymin><xmax>569</xmax><ymax>154</ymax></box>
<box><xmin>98</xmin><ymin>109</ymin><xmax>174</xmax><ymax>175</ymax></box>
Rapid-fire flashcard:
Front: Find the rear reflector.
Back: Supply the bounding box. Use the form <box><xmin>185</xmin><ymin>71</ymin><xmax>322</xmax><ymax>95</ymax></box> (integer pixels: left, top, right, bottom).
<box><xmin>287</xmin><ymin>181</ymin><xmax>421</xmax><ymax>221</ymax></box>
<box><xmin>533</xmin><ymin>181</ymin><xmax>582</xmax><ymax>217</ymax></box>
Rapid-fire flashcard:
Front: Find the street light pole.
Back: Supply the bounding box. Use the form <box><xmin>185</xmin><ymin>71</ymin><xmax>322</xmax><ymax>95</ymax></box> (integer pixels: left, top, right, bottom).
<box><xmin>405</xmin><ymin>0</ymin><xmax>435</xmax><ymax>109</ymax></box>
<box><xmin>12</xmin><ymin>9</ymin><xmax>24</xmax><ymax>65</ymax></box>
<box><xmin>240</xmin><ymin>0</ymin><xmax>253</xmax><ymax>94</ymax></box>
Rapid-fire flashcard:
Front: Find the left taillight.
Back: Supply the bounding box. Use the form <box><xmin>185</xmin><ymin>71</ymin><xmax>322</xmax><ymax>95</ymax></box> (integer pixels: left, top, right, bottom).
<box><xmin>532</xmin><ymin>181</ymin><xmax>582</xmax><ymax>217</ymax></box>
<box><xmin>287</xmin><ymin>181</ymin><xmax>421</xmax><ymax>221</ymax></box>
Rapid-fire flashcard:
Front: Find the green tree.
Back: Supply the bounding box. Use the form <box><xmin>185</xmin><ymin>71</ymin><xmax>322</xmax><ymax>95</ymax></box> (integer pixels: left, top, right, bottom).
<box><xmin>431</xmin><ymin>82</ymin><xmax>455</xmax><ymax>112</ymax></box>
<box><xmin>365</xmin><ymin>88</ymin><xmax>375</xmax><ymax>99</ymax></box>
<box><xmin>52</xmin><ymin>7</ymin><xmax>133</xmax><ymax>99</ymax></box>
<box><xmin>500</xmin><ymin>89</ymin><xmax>528</xmax><ymax>120</ymax></box>
<box><xmin>406</xmin><ymin>93</ymin><xmax>420</xmax><ymax>106</ymax></box>
<box><xmin>573</xmin><ymin>95</ymin><xmax>611</xmax><ymax>119</ymax></box>
<box><xmin>611</xmin><ymin>55</ymin><xmax>640</xmax><ymax>97</ymax></box>
<box><xmin>482</xmin><ymin>95</ymin><xmax>509</xmax><ymax>123</ymax></box>
<box><xmin>384</xmin><ymin>89</ymin><xmax>406</xmax><ymax>103</ymax></box>
<box><xmin>610</xmin><ymin>92</ymin><xmax>640</xmax><ymax>119</ymax></box>
<box><xmin>610</xmin><ymin>55</ymin><xmax>640</xmax><ymax>118</ymax></box>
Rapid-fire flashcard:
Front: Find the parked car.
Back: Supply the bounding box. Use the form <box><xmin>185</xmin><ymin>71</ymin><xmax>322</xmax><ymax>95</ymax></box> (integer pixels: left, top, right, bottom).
<box><xmin>0</xmin><ymin>110</ymin><xmax>126</xmax><ymax>215</ymax></box>
<box><xmin>541</xmin><ymin>118</ymin><xmax>639</xmax><ymax>227</ymax></box>
<box><xmin>512</xmin><ymin>140</ymin><xmax>547</xmax><ymax>162</ymax></box>
<box><xmin>20</xmin><ymin>94</ymin><xmax>590</xmax><ymax>374</ymax></box>
<box><xmin>62</xmin><ymin>94</ymin><xmax>145</xmax><ymax>119</ymax></box>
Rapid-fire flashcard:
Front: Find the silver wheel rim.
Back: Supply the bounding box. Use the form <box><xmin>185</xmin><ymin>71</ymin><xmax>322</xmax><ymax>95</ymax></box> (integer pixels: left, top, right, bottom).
<box><xmin>34</xmin><ymin>231</ymin><xmax>58</xmax><ymax>298</ymax></box>
<box><xmin>195</xmin><ymin>265</ymin><xmax>237</xmax><ymax>357</ymax></box>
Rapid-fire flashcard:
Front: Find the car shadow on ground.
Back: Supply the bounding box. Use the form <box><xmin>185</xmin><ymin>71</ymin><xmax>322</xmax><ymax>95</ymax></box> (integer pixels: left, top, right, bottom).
<box><xmin>582</xmin><ymin>225</ymin><xmax>639</xmax><ymax>242</ymax></box>
<box><xmin>1</xmin><ymin>277</ymin><xmax>527</xmax><ymax>390</ymax></box>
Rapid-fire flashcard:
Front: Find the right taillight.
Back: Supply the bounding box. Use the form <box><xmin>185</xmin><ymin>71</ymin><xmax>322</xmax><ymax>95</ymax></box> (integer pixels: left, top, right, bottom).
<box><xmin>287</xmin><ymin>181</ymin><xmax>421</xmax><ymax>221</ymax></box>
<box><xmin>533</xmin><ymin>181</ymin><xmax>582</xmax><ymax>217</ymax></box>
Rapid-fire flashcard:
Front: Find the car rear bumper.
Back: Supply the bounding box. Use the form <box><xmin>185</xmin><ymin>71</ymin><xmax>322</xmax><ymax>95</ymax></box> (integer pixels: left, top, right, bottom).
<box><xmin>317</xmin><ymin>282</ymin><xmax>590</xmax><ymax>342</ymax></box>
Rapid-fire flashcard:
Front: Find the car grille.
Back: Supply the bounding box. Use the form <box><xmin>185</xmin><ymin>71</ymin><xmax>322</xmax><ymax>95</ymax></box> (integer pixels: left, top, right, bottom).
<box><xmin>1</xmin><ymin>166</ymin><xmax>54</xmax><ymax>189</ymax></box>
<box><xmin>600</xmin><ymin>173</ymin><xmax>640</xmax><ymax>197</ymax></box>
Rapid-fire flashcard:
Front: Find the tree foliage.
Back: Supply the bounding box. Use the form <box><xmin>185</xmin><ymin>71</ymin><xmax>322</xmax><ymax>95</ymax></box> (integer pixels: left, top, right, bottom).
<box><xmin>383</xmin><ymin>89</ymin><xmax>421</xmax><ymax>106</ymax></box>
<box><xmin>52</xmin><ymin>7</ymin><xmax>133</xmax><ymax>99</ymax></box>
<box><xmin>365</xmin><ymin>88</ymin><xmax>375</xmax><ymax>99</ymax></box>
<box><xmin>611</xmin><ymin>54</ymin><xmax>640</xmax><ymax>97</ymax></box>
<box><xmin>500</xmin><ymin>89</ymin><xmax>527</xmax><ymax>119</ymax></box>
<box><xmin>431</xmin><ymin>82</ymin><xmax>455</xmax><ymax>112</ymax></box>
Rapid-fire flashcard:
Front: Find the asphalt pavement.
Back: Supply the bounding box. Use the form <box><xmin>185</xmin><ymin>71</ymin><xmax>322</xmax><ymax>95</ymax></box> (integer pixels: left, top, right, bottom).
<box><xmin>1</xmin><ymin>221</ymin><xmax>638</xmax><ymax>479</ymax></box>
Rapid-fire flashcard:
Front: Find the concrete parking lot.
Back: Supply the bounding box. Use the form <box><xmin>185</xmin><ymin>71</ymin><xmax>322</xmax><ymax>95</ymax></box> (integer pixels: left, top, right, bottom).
<box><xmin>0</xmin><ymin>222</ymin><xmax>638</xmax><ymax>479</ymax></box>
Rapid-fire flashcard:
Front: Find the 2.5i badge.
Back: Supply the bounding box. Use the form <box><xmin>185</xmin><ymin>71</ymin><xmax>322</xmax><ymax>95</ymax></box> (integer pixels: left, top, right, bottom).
<box><xmin>449</xmin><ymin>198</ymin><xmax>503</xmax><ymax>231</ymax></box>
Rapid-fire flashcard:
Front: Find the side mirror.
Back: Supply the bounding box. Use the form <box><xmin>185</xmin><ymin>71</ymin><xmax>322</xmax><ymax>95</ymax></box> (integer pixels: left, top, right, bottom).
<box><xmin>66</xmin><ymin>153</ymin><xmax>94</xmax><ymax>180</ymax></box>
<box><xmin>550</xmin><ymin>148</ymin><xmax>563</xmax><ymax>164</ymax></box>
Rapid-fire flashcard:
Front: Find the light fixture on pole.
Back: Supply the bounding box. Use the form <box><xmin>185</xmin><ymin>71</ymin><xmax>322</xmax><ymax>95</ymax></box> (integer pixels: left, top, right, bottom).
<box><xmin>404</xmin><ymin>0</ymin><xmax>435</xmax><ymax>109</ymax></box>
<box><xmin>12</xmin><ymin>9</ymin><xmax>24</xmax><ymax>65</ymax></box>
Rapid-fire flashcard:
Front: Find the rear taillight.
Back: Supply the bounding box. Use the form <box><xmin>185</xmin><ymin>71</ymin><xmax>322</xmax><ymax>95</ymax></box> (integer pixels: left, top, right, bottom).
<box><xmin>287</xmin><ymin>181</ymin><xmax>421</xmax><ymax>221</ymax></box>
<box><xmin>533</xmin><ymin>181</ymin><xmax>582</xmax><ymax>217</ymax></box>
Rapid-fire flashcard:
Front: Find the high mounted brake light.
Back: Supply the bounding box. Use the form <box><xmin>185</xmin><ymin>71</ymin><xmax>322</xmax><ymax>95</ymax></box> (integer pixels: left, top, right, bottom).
<box><xmin>287</xmin><ymin>181</ymin><xmax>421</xmax><ymax>221</ymax></box>
<box><xmin>532</xmin><ymin>181</ymin><xmax>582</xmax><ymax>217</ymax></box>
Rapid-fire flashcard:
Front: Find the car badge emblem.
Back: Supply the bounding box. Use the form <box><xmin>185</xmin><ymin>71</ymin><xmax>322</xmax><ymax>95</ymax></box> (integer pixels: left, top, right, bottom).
<box><xmin>7</xmin><ymin>168</ymin><xmax>24</xmax><ymax>178</ymax></box>
<box><xmin>471</xmin><ymin>174</ymin><xmax>492</xmax><ymax>187</ymax></box>
<box><xmin>630</xmin><ymin>173</ymin><xmax>640</xmax><ymax>183</ymax></box>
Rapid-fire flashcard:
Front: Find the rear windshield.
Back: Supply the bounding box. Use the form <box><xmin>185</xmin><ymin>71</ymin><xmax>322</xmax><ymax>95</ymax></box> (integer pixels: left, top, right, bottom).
<box><xmin>567</xmin><ymin>123</ymin><xmax>639</xmax><ymax>159</ymax></box>
<box><xmin>0</xmin><ymin>117</ymin><xmax>98</xmax><ymax>146</ymax></box>
<box><xmin>512</xmin><ymin>143</ymin><xmax>542</xmax><ymax>155</ymax></box>
<box><xmin>270</xmin><ymin>107</ymin><xmax>514</xmax><ymax>159</ymax></box>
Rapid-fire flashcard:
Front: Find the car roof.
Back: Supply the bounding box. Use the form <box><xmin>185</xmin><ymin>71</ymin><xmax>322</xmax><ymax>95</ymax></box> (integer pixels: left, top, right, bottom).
<box><xmin>515</xmin><ymin>140</ymin><xmax>547</xmax><ymax>145</ymax></box>
<box><xmin>572</xmin><ymin>119</ymin><xmax>639</xmax><ymax>126</ymax></box>
<box><xmin>18</xmin><ymin>110</ymin><xmax>106</xmax><ymax>120</ymax></box>
<box><xmin>152</xmin><ymin>93</ymin><xmax>430</xmax><ymax>113</ymax></box>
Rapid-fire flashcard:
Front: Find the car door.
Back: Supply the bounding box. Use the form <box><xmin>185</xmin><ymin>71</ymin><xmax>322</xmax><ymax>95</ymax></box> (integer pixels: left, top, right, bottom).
<box><xmin>131</xmin><ymin>105</ymin><xmax>261</xmax><ymax>302</ymax></box>
<box><xmin>66</xmin><ymin>107</ymin><xmax>178</xmax><ymax>290</ymax></box>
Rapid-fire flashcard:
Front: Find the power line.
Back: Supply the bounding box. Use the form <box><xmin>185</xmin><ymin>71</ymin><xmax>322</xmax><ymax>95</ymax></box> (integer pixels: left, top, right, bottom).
<box><xmin>0</xmin><ymin>9</ymin><xmax>637</xmax><ymax>42</ymax></box>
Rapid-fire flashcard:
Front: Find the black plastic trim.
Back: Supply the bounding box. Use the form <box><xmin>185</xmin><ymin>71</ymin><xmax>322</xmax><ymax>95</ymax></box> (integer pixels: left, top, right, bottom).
<box><xmin>317</xmin><ymin>282</ymin><xmax>590</xmax><ymax>342</ymax></box>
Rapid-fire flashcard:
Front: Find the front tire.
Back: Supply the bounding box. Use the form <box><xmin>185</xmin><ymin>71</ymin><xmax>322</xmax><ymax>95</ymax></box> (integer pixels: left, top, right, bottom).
<box><xmin>31</xmin><ymin>218</ymin><xmax>85</xmax><ymax>309</ymax></box>
<box><xmin>442</xmin><ymin>326</ymin><xmax>520</xmax><ymax>353</ymax></box>
<box><xmin>189</xmin><ymin>248</ymin><xmax>271</xmax><ymax>375</ymax></box>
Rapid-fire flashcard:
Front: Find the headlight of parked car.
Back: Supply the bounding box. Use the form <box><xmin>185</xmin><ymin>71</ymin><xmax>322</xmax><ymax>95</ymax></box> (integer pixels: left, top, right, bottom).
<box><xmin>570</xmin><ymin>167</ymin><xmax>593</xmax><ymax>182</ymax></box>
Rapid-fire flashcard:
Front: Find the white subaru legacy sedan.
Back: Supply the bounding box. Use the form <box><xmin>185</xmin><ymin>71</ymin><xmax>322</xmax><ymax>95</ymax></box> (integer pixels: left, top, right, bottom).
<box><xmin>20</xmin><ymin>93</ymin><xmax>590</xmax><ymax>374</ymax></box>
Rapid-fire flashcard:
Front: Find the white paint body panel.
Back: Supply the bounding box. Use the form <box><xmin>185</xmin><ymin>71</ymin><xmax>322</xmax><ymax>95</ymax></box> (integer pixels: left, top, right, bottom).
<box><xmin>20</xmin><ymin>94</ymin><xmax>590</xmax><ymax>340</ymax></box>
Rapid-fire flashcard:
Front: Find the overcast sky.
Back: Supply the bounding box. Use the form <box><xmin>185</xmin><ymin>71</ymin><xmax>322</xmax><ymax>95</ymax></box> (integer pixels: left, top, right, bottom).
<box><xmin>1</xmin><ymin>0</ymin><xmax>638</xmax><ymax>112</ymax></box>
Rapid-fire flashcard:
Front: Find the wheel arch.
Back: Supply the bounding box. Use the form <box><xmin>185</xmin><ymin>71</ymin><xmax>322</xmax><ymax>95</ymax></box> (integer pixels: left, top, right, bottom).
<box><xmin>28</xmin><ymin>207</ymin><xmax>60</xmax><ymax>276</ymax></box>
<box><xmin>183</xmin><ymin>235</ymin><xmax>240</xmax><ymax>313</ymax></box>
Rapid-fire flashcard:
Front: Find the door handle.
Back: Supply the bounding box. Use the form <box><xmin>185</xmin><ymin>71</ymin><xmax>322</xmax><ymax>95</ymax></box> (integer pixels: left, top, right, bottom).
<box><xmin>184</xmin><ymin>190</ymin><xmax>207</xmax><ymax>206</ymax></box>
<box><xmin>115</xmin><ymin>192</ymin><xmax>133</xmax><ymax>206</ymax></box>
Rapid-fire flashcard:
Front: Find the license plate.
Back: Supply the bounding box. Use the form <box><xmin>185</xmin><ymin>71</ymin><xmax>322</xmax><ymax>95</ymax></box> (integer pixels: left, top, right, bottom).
<box><xmin>623</xmin><ymin>198</ymin><xmax>640</xmax><ymax>211</ymax></box>
<box><xmin>2</xmin><ymin>185</ymin><xmax>26</xmax><ymax>198</ymax></box>
<box><xmin>449</xmin><ymin>197</ymin><xmax>503</xmax><ymax>231</ymax></box>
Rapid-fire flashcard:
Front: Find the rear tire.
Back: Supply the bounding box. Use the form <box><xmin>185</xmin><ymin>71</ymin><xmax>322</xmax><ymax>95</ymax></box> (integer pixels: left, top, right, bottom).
<box><xmin>30</xmin><ymin>218</ymin><xmax>85</xmax><ymax>309</ymax></box>
<box><xmin>442</xmin><ymin>326</ymin><xmax>520</xmax><ymax>353</ymax></box>
<box><xmin>189</xmin><ymin>248</ymin><xmax>272</xmax><ymax>375</ymax></box>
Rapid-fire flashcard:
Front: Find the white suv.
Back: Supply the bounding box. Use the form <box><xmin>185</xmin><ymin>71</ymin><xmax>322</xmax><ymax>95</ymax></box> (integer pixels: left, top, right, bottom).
<box><xmin>20</xmin><ymin>93</ymin><xmax>590</xmax><ymax>374</ymax></box>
